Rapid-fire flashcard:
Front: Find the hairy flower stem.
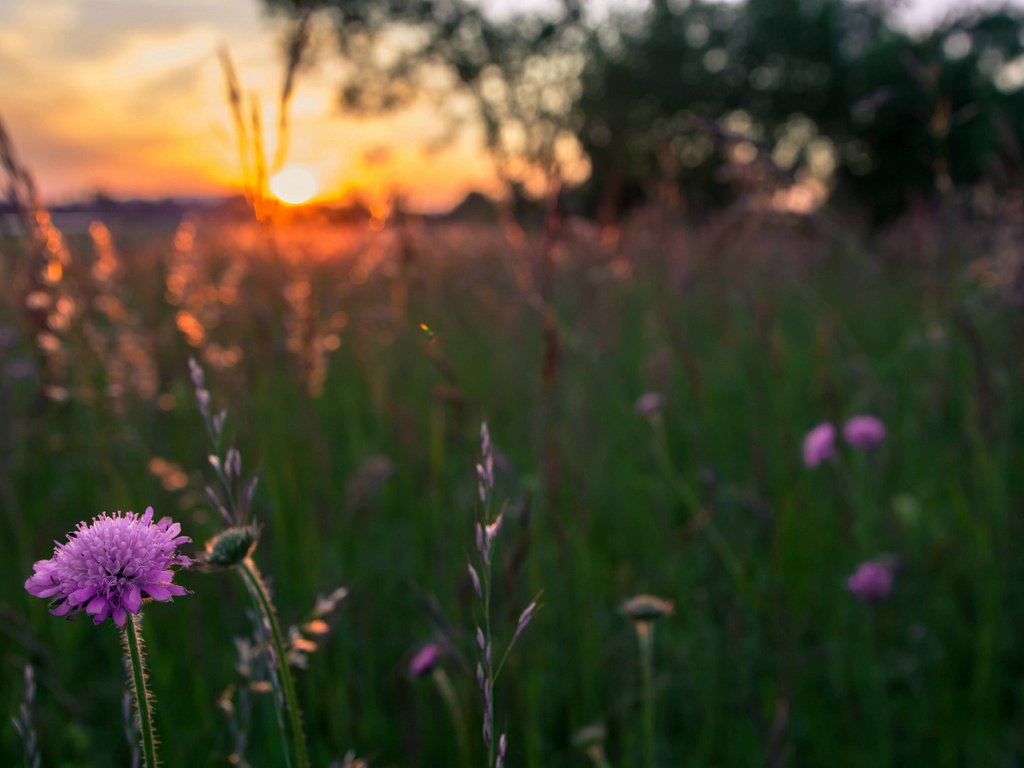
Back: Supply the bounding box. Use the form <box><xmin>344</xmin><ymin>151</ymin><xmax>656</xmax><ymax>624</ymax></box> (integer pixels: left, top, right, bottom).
<box><xmin>123</xmin><ymin>613</ymin><xmax>158</xmax><ymax>768</ymax></box>
<box><xmin>636</xmin><ymin>622</ymin><xmax>656</xmax><ymax>768</ymax></box>
<box><xmin>238</xmin><ymin>557</ymin><xmax>309</xmax><ymax>768</ymax></box>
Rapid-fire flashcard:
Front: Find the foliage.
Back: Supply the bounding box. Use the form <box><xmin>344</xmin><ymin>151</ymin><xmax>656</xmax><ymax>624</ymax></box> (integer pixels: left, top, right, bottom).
<box><xmin>267</xmin><ymin>0</ymin><xmax>1024</xmax><ymax>220</ymax></box>
<box><xmin>268</xmin><ymin>0</ymin><xmax>589</xmax><ymax>191</ymax></box>
<box><xmin>2</xmin><ymin>198</ymin><xmax>1024</xmax><ymax>765</ymax></box>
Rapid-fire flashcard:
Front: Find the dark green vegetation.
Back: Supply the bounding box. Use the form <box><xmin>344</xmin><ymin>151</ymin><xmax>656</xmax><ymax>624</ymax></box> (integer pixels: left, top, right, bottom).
<box><xmin>2</xmin><ymin>198</ymin><xmax>1023</xmax><ymax>766</ymax></box>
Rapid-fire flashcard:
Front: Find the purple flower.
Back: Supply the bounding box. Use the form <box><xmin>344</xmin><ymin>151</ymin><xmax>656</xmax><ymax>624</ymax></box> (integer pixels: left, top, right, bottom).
<box><xmin>846</xmin><ymin>558</ymin><xmax>895</xmax><ymax>602</ymax></box>
<box><xmin>408</xmin><ymin>643</ymin><xmax>441</xmax><ymax>678</ymax></box>
<box><xmin>633</xmin><ymin>392</ymin><xmax>663</xmax><ymax>417</ymax></box>
<box><xmin>802</xmin><ymin>422</ymin><xmax>836</xmax><ymax>468</ymax></box>
<box><xmin>843</xmin><ymin>415</ymin><xmax>886</xmax><ymax>450</ymax></box>
<box><xmin>25</xmin><ymin>508</ymin><xmax>191</xmax><ymax>628</ymax></box>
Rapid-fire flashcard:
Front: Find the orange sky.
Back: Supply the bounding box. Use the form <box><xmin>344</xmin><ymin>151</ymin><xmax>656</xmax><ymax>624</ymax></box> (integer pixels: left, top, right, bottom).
<box><xmin>0</xmin><ymin>0</ymin><xmax>504</xmax><ymax>211</ymax></box>
<box><xmin>2</xmin><ymin>0</ymin><xmax>1017</xmax><ymax>211</ymax></box>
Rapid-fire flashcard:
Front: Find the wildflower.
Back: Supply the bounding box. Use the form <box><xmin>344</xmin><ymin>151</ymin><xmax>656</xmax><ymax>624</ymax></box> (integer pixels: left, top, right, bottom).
<box><xmin>572</xmin><ymin>723</ymin><xmax>607</xmax><ymax>750</ymax></box>
<box><xmin>25</xmin><ymin>507</ymin><xmax>191</xmax><ymax>628</ymax></box>
<box><xmin>620</xmin><ymin>594</ymin><xmax>675</xmax><ymax>623</ymax></box>
<box><xmin>409</xmin><ymin>643</ymin><xmax>442</xmax><ymax>678</ymax></box>
<box><xmin>573</xmin><ymin>723</ymin><xmax>611</xmax><ymax>768</ymax></box>
<box><xmin>846</xmin><ymin>558</ymin><xmax>895</xmax><ymax>602</ymax></box>
<box><xmin>633</xmin><ymin>392</ymin><xmax>663</xmax><ymax>417</ymax></box>
<box><xmin>843</xmin><ymin>415</ymin><xmax>886</xmax><ymax>450</ymax></box>
<box><xmin>802</xmin><ymin>422</ymin><xmax>836</xmax><ymax>468</ymax></box>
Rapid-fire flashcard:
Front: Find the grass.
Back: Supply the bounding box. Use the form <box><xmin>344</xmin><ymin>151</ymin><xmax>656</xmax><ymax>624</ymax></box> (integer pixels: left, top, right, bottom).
<box><xmin>2</xmin><ymin>201</ymin><xmax>1023</xmax><ymax>767</ymax></box>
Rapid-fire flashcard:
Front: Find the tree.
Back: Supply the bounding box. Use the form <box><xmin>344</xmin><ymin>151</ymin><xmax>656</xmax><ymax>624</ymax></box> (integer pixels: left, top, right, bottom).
<box><xmin>268</xmin><ymin>0</ymin><xmax>1024</xmax><ymax>221</ymax></box>
<box><xmin>577</xmin><ymin>0</ymin><xmax>1024</xmax><ymax>220</ymax></box>
<box><xmin>267</xmin><ymin>0</ymin><xmax>589</xmax><ymax>196</ymax></box>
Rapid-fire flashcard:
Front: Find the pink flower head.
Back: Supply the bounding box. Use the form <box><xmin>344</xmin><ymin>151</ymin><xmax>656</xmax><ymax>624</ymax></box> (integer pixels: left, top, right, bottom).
<box><xmin>633</xmin><ymin>392</ymin><xmax>663</xmax><ymax>417</ymax></box>
<box><xmin>802</xmin><ymin>422</ymin><xmax>836</xmax><ymax>468</ymax></box>
<box><xmin>843</xmin><ymin>415</ymin><xmax>886</xmax><ymax>450</ymax></box>
<box><xmin>408</xmin><ymin>643</ymin><xmax>442</xmax><ymax>678</ymax></box>
<box><xmin>25</xmin><ymin>507</ymin><xmax>191</xmax><ymax>628</ymax></box>
<box><xmin>846</xmin><ymin>558</ymin><xmax>895</xmax><ymax>602</ymax></box>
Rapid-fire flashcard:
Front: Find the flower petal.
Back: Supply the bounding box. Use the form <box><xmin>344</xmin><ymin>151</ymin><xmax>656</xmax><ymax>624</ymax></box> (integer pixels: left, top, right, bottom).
<box><xmin>122</xmin><ymin>583</ymin><xmax>142</xmax><ymax>613</ymax></box>
<box><xmin>142</xmin><ymin>584</ymin><xmax>171</xmax><ymax>601</ymax></box>
<box><xmin>25</xmin><ymin>577</ymin><xmax>63</xmax><ymax>599</ymax></box>
<box><xmin>86</xmin><ymin>595</ymin><xmax>110</xmax><ymax>623</ymax></box>
<box><xmin>69</xmin><ymin>585</ymin><xmax>98</xmax><ymax>606</ymax></box>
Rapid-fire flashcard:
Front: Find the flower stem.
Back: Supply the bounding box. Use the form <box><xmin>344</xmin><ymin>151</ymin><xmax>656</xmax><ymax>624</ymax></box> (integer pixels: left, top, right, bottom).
<box><xmin>637</xmin><ymin>622</ymin><xmax>656</xmax><ymax>768</ymax></box>
<box><xmin>586</xmin><ymin>744</ymin><xmax>614</xmax><ymax>768</ymax></box>
<box><xmin>123</xmin><ymin>613</ymin><xmax>158</xmax><ymax>768</ymax></box>
<box><xmin>238</xmin><ymin>557</ymin><xmax>310</xmax><ymax>768</ymax></box>
<box><xmin>431</xmin><ymin>667</ymin><xmax>472</xmax><ymax>767</ymax></box>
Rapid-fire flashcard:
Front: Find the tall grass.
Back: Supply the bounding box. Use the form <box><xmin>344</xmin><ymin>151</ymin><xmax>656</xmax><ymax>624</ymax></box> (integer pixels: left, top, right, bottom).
<box><xmin>2</xmin><ymin>183</ymin><xmax>1023</xmax><ymax>766</ymax></box>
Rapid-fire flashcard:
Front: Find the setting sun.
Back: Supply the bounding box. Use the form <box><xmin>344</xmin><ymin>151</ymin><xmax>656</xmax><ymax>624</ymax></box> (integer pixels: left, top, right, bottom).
<box><xmin>269</xmin><ymin>165</ymin><xmax>319</xmax><ymax>205</ymax></box>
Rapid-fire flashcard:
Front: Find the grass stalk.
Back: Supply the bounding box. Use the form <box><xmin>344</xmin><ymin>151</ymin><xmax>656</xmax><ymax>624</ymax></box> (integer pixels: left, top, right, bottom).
<box><xmin>238</xmin><ymin>556</ymin><xmax>310</xmax><ymax>768</ymax></box>
<box><xmin>431</xmin><ymin>668</ymin><xmax>472</xmax><ymax>766</ymax></box>
<box><xmin>648</xmin><ymin>413</ymin><xmax>748</xmax><ymax>598</ymax></box>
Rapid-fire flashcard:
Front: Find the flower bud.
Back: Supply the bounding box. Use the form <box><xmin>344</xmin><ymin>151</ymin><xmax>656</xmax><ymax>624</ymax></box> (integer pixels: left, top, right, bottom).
<box><xmin>620</xmin><ymin>594</ymin><xmax>675</xmax><ymax>623</ymax></box>
<box><xmin>204</xmin><ymin>526</ymin><xmax>257</xmax><ymax>567</ymax></box>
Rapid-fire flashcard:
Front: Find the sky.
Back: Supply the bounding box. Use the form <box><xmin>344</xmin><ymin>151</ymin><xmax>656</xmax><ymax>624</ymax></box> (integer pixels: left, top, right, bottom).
<box><xmin>0</xmin><ymin>0</ymin><xmax>502</xmax><ymax>210</ymax></box>
<box><xmin>1</xmin><ymin>0</ymin><xmax>1021</xmax><ymax>211</ymax></box>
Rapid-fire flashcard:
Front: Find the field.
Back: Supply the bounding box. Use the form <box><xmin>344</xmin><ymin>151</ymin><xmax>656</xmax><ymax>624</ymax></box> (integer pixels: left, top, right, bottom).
<box><xmin>3</xmin><ymin>197</ymin><xmax>1024</xmax><ymax>767</ymax></box>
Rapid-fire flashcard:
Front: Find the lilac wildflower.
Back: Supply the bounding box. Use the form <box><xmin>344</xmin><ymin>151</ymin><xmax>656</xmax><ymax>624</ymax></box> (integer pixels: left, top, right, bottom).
<box><xmin>25</xmin><ymin>507</ymin><xmax>191</xmax><ymax>628</ymax></box>
<box><xmin>846</xmin><ymin>558</ymin><xmax>895</xmax><ymax>602</ymax></box>
<box><xmin>843</xmin><ymin>415</ymin><xmax>886</xmax><ymax>450</ymax></box>
<box><xmin>802</xmin><ymin>422</ymin><xmax>836</xmax><ymax>468</ymax></box>
<box><xmin>633</xmin><ymin>392</ymin><xmax>663</xmax><ymax>417</ymax></box>
<box><xmin>408</xmin><ymin>643</ymin><xmax>442</xmax><ymax>679</ymax></box>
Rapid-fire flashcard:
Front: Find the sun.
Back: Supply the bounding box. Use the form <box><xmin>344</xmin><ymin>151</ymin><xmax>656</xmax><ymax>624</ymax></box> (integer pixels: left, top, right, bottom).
<box><xmin>269</xmin><ymin>165</ymin><xmax>319</xmax><ymax>205</ymax></box>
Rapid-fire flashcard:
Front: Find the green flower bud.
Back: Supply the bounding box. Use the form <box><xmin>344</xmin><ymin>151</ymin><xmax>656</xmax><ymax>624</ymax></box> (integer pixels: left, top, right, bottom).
<box><xmin>204</xmin><ymin>526</ymin><xmax>257</xmax><ymax>567</ymax></box>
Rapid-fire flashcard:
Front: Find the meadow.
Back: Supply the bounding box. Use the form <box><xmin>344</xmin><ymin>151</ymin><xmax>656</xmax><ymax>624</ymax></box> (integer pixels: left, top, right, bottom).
<box><xmin>2</xmin><ymin>188</ymin><xmax>1024</xmax><ymax>767</ymax></box>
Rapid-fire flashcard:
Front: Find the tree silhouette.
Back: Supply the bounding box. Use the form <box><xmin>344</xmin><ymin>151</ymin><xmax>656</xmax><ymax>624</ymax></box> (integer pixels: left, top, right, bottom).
<box><xmin>268</xmin><ymin>0</ymin><xmax>1024</xmax><ymax>221</ymax></box>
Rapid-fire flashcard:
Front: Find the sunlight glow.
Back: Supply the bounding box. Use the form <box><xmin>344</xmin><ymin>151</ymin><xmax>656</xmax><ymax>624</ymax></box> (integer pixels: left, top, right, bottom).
<box><xmin>269</xmin><ymin>166</ymin><xmax>318</xmax><ymax>205</ymax></box>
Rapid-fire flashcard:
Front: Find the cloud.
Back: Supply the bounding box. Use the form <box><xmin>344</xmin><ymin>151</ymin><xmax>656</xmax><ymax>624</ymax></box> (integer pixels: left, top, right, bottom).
<box><xmin>0</xmin><ymin>1</ymin><xmax>78</xmax><ymax>60</ymax></box>
<box><xmin>2</xmin><ymin>0</ymin><xmax>499</xmax><ymax>206</ymax></box>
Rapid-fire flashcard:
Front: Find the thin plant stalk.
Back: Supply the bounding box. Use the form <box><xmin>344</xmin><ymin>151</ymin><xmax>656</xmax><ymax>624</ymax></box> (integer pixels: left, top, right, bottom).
<box><xmin>470</xmin><ymin>422</ymin><xmax>536</xmax><ymax>768</ymax></box>
<box><xmin>191</xmin><ymin>357</ymin><xmax>308</xmax><ymax>767</ymax></box>
<box><xmin>586</xmin><ymin>744</ymin><xmax>613</xmax><ymax>768</ymax></box>
<box><xmin>636</xmin><ymin>622</ymin><xmax>656</xmax><ymax>768</ymax></box>
<box><xmin>483</xmin><ymin>560</ymin><xmax>496</xmax><ymax>768</ymax></box>
<box><xmin>12</xmin><ymin>664</ymin><xmax>41</xmax><ymax>768</ymax></box>
<box><xmin>238</xmin><ymin>556</ymin><xmax>309</xmax><ymax>768</ymax></box>
<box><xmin>123</xmin><ymin>613</ymin><xmax>158</xmax><ymax>768</ymax></box>
<box><xmin>431</xmin><ymin>667</ymin><xmax>472</xmax><ymax>767</ymax></box>
<box><xmin>647</xmin><ymin>412</ymin><xmax>748</xmax><ymax>598</ymax></box>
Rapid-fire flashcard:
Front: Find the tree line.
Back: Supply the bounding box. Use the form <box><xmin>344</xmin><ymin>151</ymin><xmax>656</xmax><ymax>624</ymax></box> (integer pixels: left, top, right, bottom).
<box><xmin>267</xmin><ymin>0</ymin><xmax>1024</xmax><ymax>221</ymax></box>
